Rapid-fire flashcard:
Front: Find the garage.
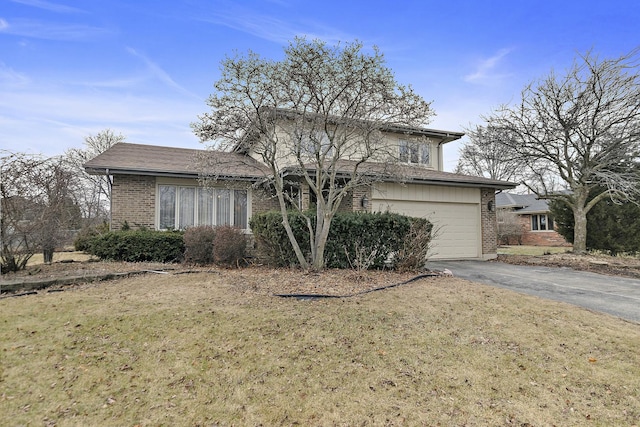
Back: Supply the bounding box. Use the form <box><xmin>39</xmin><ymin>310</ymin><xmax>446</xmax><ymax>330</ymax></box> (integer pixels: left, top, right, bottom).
<box><xmin>371</xmin><ymin>183</ymin><xmax>481</xmax><ymax>260</ymax></box>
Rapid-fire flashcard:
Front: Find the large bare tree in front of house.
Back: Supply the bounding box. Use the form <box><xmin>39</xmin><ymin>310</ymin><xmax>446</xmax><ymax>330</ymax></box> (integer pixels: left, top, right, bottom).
<box><xmin>65</xmin><ymin>129</ymin><xmax>125</xmax><ymax>223</ymax></box>
<box><xmin>1</xmin><ymin>152</ymin><xmax>82</xmax><ymax>272</ymax></box>
<box><xmin>192</xmin><ymin>38</ymin><xmax>434</xmax><ymax>270</ymax></box>
<box><xmin>455</xmin><ymin>124</ymin><xmax>524</xmax><ymax>183</ymax></box>
<box><xmin>484</xmin><ymin>49</ymin><xmax>640</xmax><ymax>253</ymax></box>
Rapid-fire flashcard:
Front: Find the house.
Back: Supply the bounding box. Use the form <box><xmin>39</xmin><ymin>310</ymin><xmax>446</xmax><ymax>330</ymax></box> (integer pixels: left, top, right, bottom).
<box><xmin>495</xmin><ymin>192</ymin><xmax>569</xmax><ymax>246</ymax></box>
<box><xmin>84</xmin><ymin>122</ymin><xmax>516</xmax><ymax>260</ymax></box>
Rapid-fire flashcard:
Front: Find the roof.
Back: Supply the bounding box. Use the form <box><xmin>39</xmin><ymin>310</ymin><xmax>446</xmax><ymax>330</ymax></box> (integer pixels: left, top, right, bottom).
<box><xmin>496</xmin><ymin>192</ymin><xmax>550</xmax><ymax>213</ymax></box>
<box><xmin>293</xmin><ymin>160</ymin><xmax>516</xmax><ymax>190</ymax></box>
<box><xmin>83</xmin><ymin>143</ymin><xmax>270</xmax><ymax>180</ymax></box>
<box><xmin>84</xmin><ymin>143</ymin><xmax>516</xmax><ymax>190</ymax></box>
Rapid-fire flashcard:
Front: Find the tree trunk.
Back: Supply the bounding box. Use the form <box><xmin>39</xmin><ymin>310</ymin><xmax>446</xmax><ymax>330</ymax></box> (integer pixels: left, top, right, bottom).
<box><xmin>572</xmin><ymin>206</ymin><xmax>588</xmax><ymax>254</ymax></box>
<box><xmin>311</xmin><ymin>211</ymin><xmax>332</xmax><ymax>271</ymax></box>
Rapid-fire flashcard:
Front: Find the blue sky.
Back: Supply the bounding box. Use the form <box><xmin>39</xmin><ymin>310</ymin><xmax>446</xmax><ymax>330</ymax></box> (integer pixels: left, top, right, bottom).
<box><xmin>1</xmin><ymin>0</ymin><xmax>638</xmax><ymax>170</ymax></box>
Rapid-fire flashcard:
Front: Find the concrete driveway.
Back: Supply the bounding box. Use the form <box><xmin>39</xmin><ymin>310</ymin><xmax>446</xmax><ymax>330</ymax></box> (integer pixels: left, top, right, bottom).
<box><xmin>426</xmin><ymin>260</ymin><xmax>640</xmax><ymax>323</ymax></box>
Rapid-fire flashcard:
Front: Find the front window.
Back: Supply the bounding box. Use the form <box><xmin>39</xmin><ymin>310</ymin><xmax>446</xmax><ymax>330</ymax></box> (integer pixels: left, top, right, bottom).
<box><xmin>531</xmin><ymin>214</ymin><xmax>554</xmax><ymax>231</ymax></box>
<box><xmin>158</xmin><ymin>185</ymin><xmax>248</xmax><ymax>229</ymax></box>
<box><xmin>399</xmin><ymin>139</ymin><xmax>430</xmax><ymax>165</ymax></box>
<box><xmin>301</xmin><ymin>130</ymin><xmax>333</xmax><ymax>157</ymax></box>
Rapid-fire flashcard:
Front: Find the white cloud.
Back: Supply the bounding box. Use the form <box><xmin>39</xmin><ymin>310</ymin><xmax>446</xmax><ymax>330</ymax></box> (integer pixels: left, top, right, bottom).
<box><xmin>198</xmin><ymin>4</ymin><xmax>353</xmax><ymax>45</ymax></box>
<box><xmin>0</xmin><ymin>62</ymin><xmax>30</xmax><ymax>86</ymax></box>
<box><xmin>126</xmin><ymin>47</ymin><xmax>201</xmax><ymax>100</ymax></box>
<box><xmin>464</xmin><ymin>48</ymin><xmax>513</xmax><ymax>83</ymax></box>
<box><xmin>0</xmin><ymin>18</ymin><xmax>112</xmax><ymax>40</ymax></box>
<box><xmin>10</xmin><ymin>0</ymin><xmax>85</xmax><ymax>14</ymax></box>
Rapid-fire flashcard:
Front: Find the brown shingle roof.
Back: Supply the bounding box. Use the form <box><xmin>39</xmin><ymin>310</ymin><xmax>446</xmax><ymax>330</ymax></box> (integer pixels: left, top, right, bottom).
<box><xmin>293</xmin><ymin>160</ymin><xmax>516</xmax><ymax>190</ymax></box>
<box><xmin>84</xmin><ymin>143</ymin><xmax>515</xmax><ymax>189</ymax></box>
<box><xmin>83</xmin><ymin>143</ymin><xmax>270</xmax><ymax>180</ymax></box>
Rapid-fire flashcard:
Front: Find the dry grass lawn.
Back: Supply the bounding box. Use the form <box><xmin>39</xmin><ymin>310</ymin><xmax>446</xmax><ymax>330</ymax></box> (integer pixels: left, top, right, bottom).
<box><xmin>1</xmin><ymin>270</ymin><xmax>639</xmax><ymax>426</ymax></box>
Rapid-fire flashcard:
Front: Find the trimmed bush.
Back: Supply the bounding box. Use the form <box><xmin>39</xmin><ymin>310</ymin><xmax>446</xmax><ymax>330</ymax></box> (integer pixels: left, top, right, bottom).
<box><xmin>250</xmin><ymin>211</ymin><xmax>311</xmax><ymax>267</ymax></box>
<box><xmin>250</xmin><ymin>211</ymin><xmax>430</xmax><ymax>270</ymax></box>
<box><xmin>213</xmin><ymin>226</ymin><xmax>248</xmax><ymax>268</ymax></box>
<box><xmin>86</xmin><ymin>230</ymin><xmax>184</xmax><ymax>263</ymax></box>
<box><xmin>184</xmin><ymin>226</ymin><xmax>216</xmax><ymax>265</ymax></box>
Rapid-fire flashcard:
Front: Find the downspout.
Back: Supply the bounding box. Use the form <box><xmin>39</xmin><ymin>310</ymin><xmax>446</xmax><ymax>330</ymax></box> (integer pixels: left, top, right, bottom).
<box><xmin>106</xmin><ymin>168</ymin><xmax>113</xmax><ymax>231</ymax></box>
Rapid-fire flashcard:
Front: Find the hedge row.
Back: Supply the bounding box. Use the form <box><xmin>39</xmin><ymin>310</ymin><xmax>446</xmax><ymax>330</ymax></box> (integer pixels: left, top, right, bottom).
<box><xmin>250</xmin><ymin>211</ymin><xmax>432</xmax><ymax>269</ymax></box>
<box><xmin>83</xmin><ymin>230</ymin><xmax>184</xmax><ymax>263</ymax></box>
<box><xmin>80</xmin><ymin>211</ymin><xmax>432</xmax><ymax>270</ymax></box>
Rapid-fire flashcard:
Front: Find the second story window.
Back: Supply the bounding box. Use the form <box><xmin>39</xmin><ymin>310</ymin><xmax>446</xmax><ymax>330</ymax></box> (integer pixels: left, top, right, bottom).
<box><xmin>399</xmin><ymin>139</ymin><xmax>430</xmax><ymax>165</ymax></box>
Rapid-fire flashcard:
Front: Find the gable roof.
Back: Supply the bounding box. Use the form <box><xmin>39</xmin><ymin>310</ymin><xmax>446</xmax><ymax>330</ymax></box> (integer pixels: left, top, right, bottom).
<box><xmin>496</xmin><ymin>192</ymin><xmax>550</xmax><ymax>213</ymax></box>
<box><xmin>83</xmin><ymin>143</ymin><xmax>270</xmax><ymax>180</ymax></box>
<box><xmin>84</xmin><ymin>143</ymin><xmax>516</xmax><ymax>190</ymax></box>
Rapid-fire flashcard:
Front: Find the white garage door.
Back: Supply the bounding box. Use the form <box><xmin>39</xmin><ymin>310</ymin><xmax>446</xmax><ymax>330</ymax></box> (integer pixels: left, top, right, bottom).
<box><xmin>373</xmin><ymin>200</ymin><xmax>480</xmax><ymax>259</ymax></box>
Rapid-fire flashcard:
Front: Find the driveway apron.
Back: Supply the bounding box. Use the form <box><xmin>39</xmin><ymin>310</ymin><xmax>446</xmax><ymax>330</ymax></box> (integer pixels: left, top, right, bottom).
<box><xmin>427</xmin><ymin>260</ymin><xmax>640</xmax><ymax>323</ymax></box>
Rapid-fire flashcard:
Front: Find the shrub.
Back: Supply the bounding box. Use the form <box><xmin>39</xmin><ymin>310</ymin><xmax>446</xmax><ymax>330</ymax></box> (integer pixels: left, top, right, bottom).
<box><xmin>183</xmin><ymin>226</ymin><xmax>216</xmax><ymax>265</ymax></box>
<box><xmin>250</xmin><ymin>211</ymin><xmax>430</xmax><ymax>270</ymax></box>
<box><xmin>86</xmin><ymin>230</ymin><xmax>184</xmax><ymax>263</ymax></box>
<box><xmin>393</xmin><ymin>217</ymin><xmax>434</xmax><ymax>272</ymax></box>
<box><xmin>324</xmin><ymin>212</ymin><xmax>412</xmax><ymax>269</ymax></box>
<box><xmin>213</xmin><ymin>226</ymin><xmax>248</xmax><ymax>267</ymax></box>
<box><xmin>250</xmin><ymin>211</ymin><xmax>311</xmax><ymax>267</ymax></box>
<box><xmin>74</xmin><ymin>222</ymin><xmax>110</xmax><ymax>252</ymax></box>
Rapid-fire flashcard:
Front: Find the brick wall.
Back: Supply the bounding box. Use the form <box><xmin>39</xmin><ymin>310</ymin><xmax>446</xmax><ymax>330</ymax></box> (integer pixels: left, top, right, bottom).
<box><xmin>517</xmin><ymin>215</ymin><xmax>569</xmax><ymax>246</ymax></box>
<box><xmin>351</xmin><ymin>186</ymin><xmax>371</xmax><ymax>213</ymax></box>
<box><xmin>251</xmin><ymin>188</ymin><xmax>280</xmax><ymax>214</ymax></box>
<box><xmin>111</xmin><ymin>175</ymin><xmax>156</xmax><ymax>230</ymax></box>
<box><xmin>480</xmin><ymin>188</ymin><xmax>498</xmax><ymax>258</ymax></box>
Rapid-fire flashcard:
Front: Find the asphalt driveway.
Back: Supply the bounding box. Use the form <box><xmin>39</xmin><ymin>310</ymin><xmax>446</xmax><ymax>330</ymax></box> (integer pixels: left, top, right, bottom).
<box><xmin>426</xmin><ymin>260</ymin><xmax>640</xmax><ymax>323</ymax></box>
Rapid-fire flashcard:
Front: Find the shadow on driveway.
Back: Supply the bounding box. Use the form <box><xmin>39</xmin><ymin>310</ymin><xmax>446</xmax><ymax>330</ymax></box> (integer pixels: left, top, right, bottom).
<box><xmin>427</xmin><ymin>260</ymin><xmax>640</xmax><ymax>323</ymax></box>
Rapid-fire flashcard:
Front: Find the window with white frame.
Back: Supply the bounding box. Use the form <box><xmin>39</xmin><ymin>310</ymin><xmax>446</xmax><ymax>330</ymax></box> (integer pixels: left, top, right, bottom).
<box><xmin>399</xmin><ymin>139</ymin><xmax>430</xmax><ymax>165</ymax></box>
<box><xmin>158</xmin><ymin>185</ymin><xmax>248</xmax><ymax>230</ymax></box>
<box><xmin>531</xmin><ymin>214</ymin><xmax>554</xmax><ymax>231</ymax></box>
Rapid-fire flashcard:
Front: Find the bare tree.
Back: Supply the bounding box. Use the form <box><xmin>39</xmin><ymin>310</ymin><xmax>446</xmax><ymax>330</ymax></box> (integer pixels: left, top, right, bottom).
<box><xmin>496</xmin><ymin>209</ymin><xmax>523</xmax><ymax>245</ymax></box>
<box><xmin>192</xmin><ymin>38</ymin><xmax>434</xmax><ymax>270</ymax></box>
<box><xmin>1</xmin><ymin>152</ymin><xmax>81</xmax><ymax>272</ymax></box>
<box><xmin>65</xmin><ymin>129</ymin><xmax>125</xmax><ymax>222</ymax></box>
<box><xmin>485</xmin><ymin>49</ymin><xmax>640</xmax><ymax>253</ymax></box>
<box><xmin>455</xmin><ymin>125</ymin><xmax>523</xmax><ymax>182</ymax></box>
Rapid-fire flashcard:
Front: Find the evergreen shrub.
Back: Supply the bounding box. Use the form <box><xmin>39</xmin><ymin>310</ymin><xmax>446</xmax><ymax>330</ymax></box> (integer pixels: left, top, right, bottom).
<box><xmin>87</xmin><ymin>230</ymin><xmax>184</xmax><ymax>262</ymax></box>
<box><xmin>250</xmin><ymin>211</ymin><xmax>431</xmax><ymax>270</ymax></box>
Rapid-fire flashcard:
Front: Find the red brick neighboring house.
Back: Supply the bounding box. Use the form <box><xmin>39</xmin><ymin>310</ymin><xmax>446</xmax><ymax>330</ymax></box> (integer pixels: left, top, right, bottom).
<box><xmin>496</xmin><ymin>192</ymin><xmax>569</xmax><ymax>246</ymax></box>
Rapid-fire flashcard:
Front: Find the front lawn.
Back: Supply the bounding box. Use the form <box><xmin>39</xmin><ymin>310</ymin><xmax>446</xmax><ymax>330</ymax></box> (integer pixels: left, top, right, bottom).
<box><xmin>1</xmin><ymin>270</ymin><xmax>638</xmax><ymax>426</ymax></box>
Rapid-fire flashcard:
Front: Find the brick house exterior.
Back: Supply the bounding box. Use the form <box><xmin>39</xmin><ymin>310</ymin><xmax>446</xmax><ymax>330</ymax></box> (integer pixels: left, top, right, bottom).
<box><xmin>495</xmin><ymin>192</ymin><xmax>569</xmax><ymax>247</ymax></box>
<box><xmin>86</xmin><ymin>134</ymin><xmax>515</xmax><ymax>260</ymax></box>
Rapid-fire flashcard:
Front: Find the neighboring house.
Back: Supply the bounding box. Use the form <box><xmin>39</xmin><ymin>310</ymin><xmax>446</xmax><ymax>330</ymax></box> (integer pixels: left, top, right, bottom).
<box><xmin>495</xmin><ymin>192</ymin><xmax>569</xmax><ymax>246</ymax></box>
<box><xmin>84</xmin><ymin>121</ymin><xmax>516</xmax><ymax>260</ymax></box>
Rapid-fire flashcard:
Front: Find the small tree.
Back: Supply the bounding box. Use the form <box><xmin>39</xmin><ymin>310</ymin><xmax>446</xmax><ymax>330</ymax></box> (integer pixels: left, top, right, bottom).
<box><xmin>1</xmin><ymin>152</ymin><xmax>81</xmax><ymax>271</ymax></box>
<box><xmin>484</xmin><ymin>49</ymin><xmax>640</xmax><ymax>253</ymax></box>
<box><xmin>66</xmin><ymin>129</ymin><xmax>125</xmax><ymax>223</ymax></box>
<box><xmin>496</xmin><ymin>209</ymin><xmax>523</xmax><ymax>245</ymax></box>
<box><xmin>193</xmin><ymin>38</ymin><xmax>434</xmax><ymax>270</ymax></box>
